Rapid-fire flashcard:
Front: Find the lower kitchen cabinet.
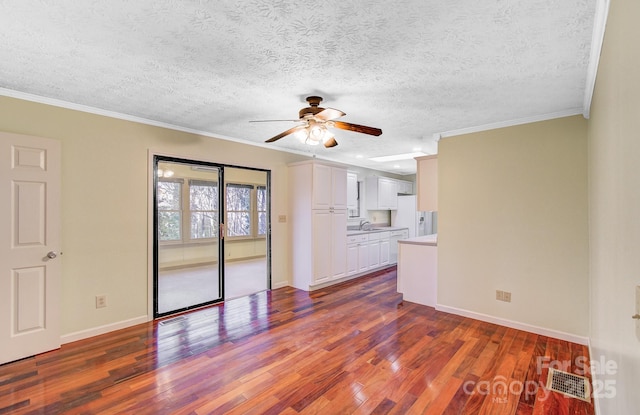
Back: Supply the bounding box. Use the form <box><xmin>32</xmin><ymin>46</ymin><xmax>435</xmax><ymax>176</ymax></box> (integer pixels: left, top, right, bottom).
<box><xmin>312</xmin><ymin>210</ymin><xmax>347</xmax><ymax>284</ymax></box>
<box><xmin>346</xmin><ymin>231</ymin><xmax>393</xmax><ymax>278</ymax></box>
<box><xmin>380</xmin><ymin>238</ymin><xmax>390</xmax><ymax>265</ymax></box>
<box><xmin>358</xmin><ymin>241</ymin><xmax>369</xmax><ymax>273</ymax></box>
<box><xmin>368</xmin><ymin>240</ymin><xmax>380</xmax><ymax>269</ymax></box>
<box><xmin>346</xmin><ymin>243</ymin><xmax>359</xmax><ymax>276</ymax></box>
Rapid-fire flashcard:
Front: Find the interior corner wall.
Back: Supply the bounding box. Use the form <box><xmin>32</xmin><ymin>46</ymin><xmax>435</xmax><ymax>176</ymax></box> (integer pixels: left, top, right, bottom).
<box><xmin>587</xmin><ymin>0</ymin><xmax>640</xmax><ymax>412</ymax></box>
<box><xmin>437</xmin><ymin>115</ymin><xmax>589</xmax><ymax>337</ymax></box>
<box><xmin>0</xmin><ymin>95</ymin><xmax>308</xmax><ymax>336</ymax></box>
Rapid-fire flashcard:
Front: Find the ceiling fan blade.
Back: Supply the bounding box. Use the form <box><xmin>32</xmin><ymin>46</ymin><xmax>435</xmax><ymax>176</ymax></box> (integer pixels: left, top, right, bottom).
<box><xmin>265</xmin><ymin>125</ymin><xmax>306</xmax><ymax>143</ymax></box>
<box><xmin>324</xmin><ymin>137</ymin><xmax>338</xmax><ymax>148</ymax></box>
<box><xmin>333</xmin><ymin>121</ymin><xmax>382</xmax><ymax>136</ymax></box>
<box><xmin>315</xmin><ymin>107</ymin><xmax>345</xmax><ymax>121</ymax></box>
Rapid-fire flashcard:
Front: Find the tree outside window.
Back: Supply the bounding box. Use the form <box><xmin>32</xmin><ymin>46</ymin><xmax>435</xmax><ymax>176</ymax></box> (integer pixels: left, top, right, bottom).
<box><xmin>157</xmin><ymin>180</ymin><xmax>182</xmax><ymax>241</ymax></box>
<box><xmin>257</xmin><ymin>185</ymin><xmax>267</xmax><ymax>236</ymax></box>
<box><xmin>190</xmin><ymin>180</ymin><xmax>218</xmax><ymax>239</ymax></box>
<box><xmin>226</xmin><ymin>184</ymin><xmax>252</xmax><ymax>237</ymax></box>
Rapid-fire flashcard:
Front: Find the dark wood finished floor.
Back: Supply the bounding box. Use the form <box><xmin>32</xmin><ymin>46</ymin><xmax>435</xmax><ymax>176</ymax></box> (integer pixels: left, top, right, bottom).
<box><xmin>0</xmin><ymin>268</ymin><xmax>594</xmax><ymax>414</ymax></box>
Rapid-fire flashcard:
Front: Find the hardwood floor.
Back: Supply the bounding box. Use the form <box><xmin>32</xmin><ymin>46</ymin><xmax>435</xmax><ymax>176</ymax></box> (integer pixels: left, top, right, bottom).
<box><xmin>0</xmin><ymin>268</ymin><xmax>594</xmax><ymax>414</ymax></box>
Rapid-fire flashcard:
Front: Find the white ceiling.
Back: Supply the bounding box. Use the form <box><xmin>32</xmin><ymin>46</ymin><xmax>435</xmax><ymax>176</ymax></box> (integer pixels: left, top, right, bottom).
<box><xmin>0</xmin><ymin>0</ymin><xmax>597</xmax><ymax>174</ymax></box>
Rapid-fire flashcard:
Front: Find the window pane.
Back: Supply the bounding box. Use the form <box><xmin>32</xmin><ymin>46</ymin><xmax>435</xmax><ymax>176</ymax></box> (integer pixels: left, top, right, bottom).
<box><xmin>258</xmin><ymin>212</ymin><xmax>267</xmax><ymax>235</ymax></box>
<box><xmin>158</xmin><ymin>181</ymin><xmax>181</xmax><ymax>210</ymax></box>
<box><xmin>158</xmin><ymin>211</ymin><xmax>181</xmax><ymax>241</ymax></box>
<box><xmin>190</xmin><ymin>184</ymin><xmax>217</xmax><ymax>210</ymax></box>
<box><xmin>190</xmin><ymin>212</ymin><xmax>217</xmax><ymax>239</ymax></box>
<box><xmin>227</xmin><ymin>212</ymin><xmax>250</xmax><ymax>236</ymax></box>
<box><xmin>227</xmin><ymin>187</ymin><xmax>251</xmax><ymax>210</ymax></box>
<box><xmin>257</xmin><ymin>186</ymin><xmax>266</xmax><ymax>211</ymax></box>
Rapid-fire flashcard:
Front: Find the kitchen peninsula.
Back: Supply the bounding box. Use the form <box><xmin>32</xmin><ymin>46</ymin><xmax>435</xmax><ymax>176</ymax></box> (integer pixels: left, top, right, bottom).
<box><xmin>397</xmin><ymin>233</ymin><xmax>438</xmax><ymax>307</ymax></box>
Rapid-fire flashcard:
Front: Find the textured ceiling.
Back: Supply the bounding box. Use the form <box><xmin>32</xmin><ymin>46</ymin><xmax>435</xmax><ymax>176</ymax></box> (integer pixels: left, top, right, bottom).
<box><xmin>0</xmin><ymin>0</ymin><xmax>596</xmax><ymax>174</ymax></box>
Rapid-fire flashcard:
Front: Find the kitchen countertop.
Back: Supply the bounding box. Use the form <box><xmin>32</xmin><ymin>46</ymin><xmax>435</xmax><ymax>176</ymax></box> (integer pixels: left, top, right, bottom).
<box><xmin>346</xmin><ymin>226</ymin><xmax>408</xmax><ymax>236</ymax></box>
<box><xmin>397</xmin><ymin>234</ymin><xmax>438</xmax><ymax>246</ymax></box>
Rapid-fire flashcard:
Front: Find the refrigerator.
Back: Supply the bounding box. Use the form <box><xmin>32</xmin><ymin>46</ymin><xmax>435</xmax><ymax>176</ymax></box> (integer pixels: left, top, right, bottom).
<box><xmin>391</xmin><ymin>195</ymin><xmax>437</xmax><ymax>238</ymax></box>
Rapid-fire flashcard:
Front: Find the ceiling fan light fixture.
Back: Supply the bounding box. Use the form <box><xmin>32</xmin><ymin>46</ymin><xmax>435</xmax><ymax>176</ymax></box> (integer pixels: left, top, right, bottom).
<box><xmin>295</xmin><ymin>128</ymin><xmax>309</xmax><ymax>143</ymax></box>
<box><xmin>300</xmin><ymin>121</ymin><xmax>333</xmax><ymax>145</ymax></box>
<box><xmin>308</xmin><ymin>123</ymin><xmax>326</xmax><ymax>142</ymax></box>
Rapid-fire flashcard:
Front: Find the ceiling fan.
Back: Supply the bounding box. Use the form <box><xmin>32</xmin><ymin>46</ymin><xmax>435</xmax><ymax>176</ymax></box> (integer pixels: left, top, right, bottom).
<box><xmin>252</xmin><ymin>96</ymin><xmax>382</xmax><ymax>148</ymax></box>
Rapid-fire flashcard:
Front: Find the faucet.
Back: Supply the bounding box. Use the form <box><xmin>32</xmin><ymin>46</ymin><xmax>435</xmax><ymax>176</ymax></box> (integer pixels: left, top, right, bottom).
<box><xmin>359</xmin><ymin>219</ymin><xmax>371</xmax><ymax>230</ymax></box>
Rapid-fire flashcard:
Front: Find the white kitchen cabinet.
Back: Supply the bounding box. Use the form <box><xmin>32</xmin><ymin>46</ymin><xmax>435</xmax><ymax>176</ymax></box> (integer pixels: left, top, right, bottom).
<box><xmin>290</xmin><ymin>161</ymin><xmax>348</xmax><ymax>291</ymax></box>
<box><xmin>313</xmin><ymin>163</ymin><xmax>347</xmax><ymax>210</ymax></box>
<box><xmin>397</xmin><ymin>180</ymin><xmax>413</xmax><ymax>195</ymax></box>
<box><xmin>347</xmin><ymin>233</ymin><xmax>368</xmax><ymax>277</ymax></box>
<box><xmin>346</xmin><ymin>171</ymin><xmax>358</xmax><ymax>210</ymax></box>
<box><xmin>307</xmin><ymin>208</ymin><xmax>347</xmax><ymax>285</ymax></box>
<box><xmin>346</xmin><ymin>243</ymin><xmax>359</xmax><ymax>276</ymax></box>
<box><xmin>367</xmin><ymin>231</ymin><xmax>389</xmax><ymax>269</ymax></box>
<box><xmin>416</xmin><ymin>155</ymin><xmax>437</xmax><ymax>211</ymax></box>
<box><xmin>380</xmin><ymin>239</ymin><xmax>390</xmax><ymax>265</ymax></box>
<box><xmin>330</xmin><ymin>210</ymin><xmax>347</xmax><ymax>281</ymax></box>
<box><xmin>312</xmin><ymin>210</ymin><xmax>332</xmax><ymax>284</ymax></box>
<box><xmin>346</xmin><ymin>230</ymin><xmax>394</xmax><ymax>278</ymax></box>
<box><xmin>368</xmin><ymin>240</ymin><xmax>380</xmax><ymax>269</ymax></box>
<box><xmin>365</xmin><ymin>176</ymin><xmax>398</xmax><ymax>210</ymax></box>
<box><xmin>358</xmin><ymin>242</ymin><xmax>369</xmax><ymax>273</ymax></box>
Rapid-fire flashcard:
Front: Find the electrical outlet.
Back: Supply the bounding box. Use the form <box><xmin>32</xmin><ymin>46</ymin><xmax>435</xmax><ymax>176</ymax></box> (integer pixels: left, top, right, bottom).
<box><xmin>96</xmin><ymin>295</ymin><xmax>107</xmax><ymax>308</ymax></box>
<box><xmin>496</xmin><ymin>290</ymin><xmax>512</xmax><ymax>302</ymax></box>
<box><xmin>278</xmin><ymin>215</ymin><xmax>286</xmax><ymax>223</ymax></box>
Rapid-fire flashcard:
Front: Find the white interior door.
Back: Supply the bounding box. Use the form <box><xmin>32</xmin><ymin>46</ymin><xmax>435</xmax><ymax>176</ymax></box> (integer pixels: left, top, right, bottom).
<box><xmin>0</xmin><ymin>132</ymin><xmax>61</xmax><ymax>365</ymax></box>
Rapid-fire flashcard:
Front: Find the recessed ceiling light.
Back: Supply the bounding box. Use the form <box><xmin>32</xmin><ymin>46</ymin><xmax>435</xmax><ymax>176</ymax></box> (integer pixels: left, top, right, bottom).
<box><xmin>355</xmin><ymin>154</ymin><xmax>364</xmax><ymax>159</ymax></box>
<box><xmin>393</xmin><ymin>164</ymin><xmax>401</xmax><ymax>168</ymax></box>
<box><xmin>369</xmin><ymin>152</ymin><xmax>427</xmax><ymax>162</ymax></box>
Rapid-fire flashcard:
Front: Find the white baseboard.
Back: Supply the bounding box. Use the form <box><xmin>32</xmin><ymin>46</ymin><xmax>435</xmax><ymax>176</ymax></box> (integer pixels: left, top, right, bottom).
<box><xmin>435</xmin><ymin>304</ymin><xmax>590</xmax><ymax>346</ymax></box>
<box><xmin>60</xmin><ymin>315</ymin><xmax>150</xmax><ymax>345</ymax></box>
<box><xmin>272</xmin><ymin>280</ymin><xmax>289</xmax><ymax>289</ymax></box>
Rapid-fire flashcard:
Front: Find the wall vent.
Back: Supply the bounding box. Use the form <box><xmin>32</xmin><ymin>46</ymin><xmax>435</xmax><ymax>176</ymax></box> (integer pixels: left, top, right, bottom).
<box><xmin>546</xmin><ymin>368</ymin><xmax>591</xmax><ymax>402</ymax></box>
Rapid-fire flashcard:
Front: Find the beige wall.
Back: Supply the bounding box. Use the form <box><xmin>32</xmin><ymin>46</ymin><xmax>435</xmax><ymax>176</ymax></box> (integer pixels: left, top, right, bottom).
<box><xmin>588</xmin><ymin>0</ymin><xmax>640</xmax><ymax>412</ymax></box>
<box><xmin>0</xmin><ymin>96</ymin><xmax>307</xmax><ymax>335</ymax></box>
<box><xmin>438</xmin><ymin>115</ymin><xmax>589</xmax><ymax>336</ymax></box>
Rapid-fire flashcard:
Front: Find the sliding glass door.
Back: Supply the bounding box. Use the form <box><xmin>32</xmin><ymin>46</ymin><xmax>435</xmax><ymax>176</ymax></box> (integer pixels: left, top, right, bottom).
<box><xmin>223</xmin><ymin>167</ymin><xmax>270</xmax><ymax>300</ymax></box>
<box><xmin>153</xmin><ymin>157</ymin><xmax>271</xmax><ymax>317</ymax></box>
<box><xmin>154</xmin><ymin>157</ymin><xmax>223</xmax><ymax>317</ymax></box>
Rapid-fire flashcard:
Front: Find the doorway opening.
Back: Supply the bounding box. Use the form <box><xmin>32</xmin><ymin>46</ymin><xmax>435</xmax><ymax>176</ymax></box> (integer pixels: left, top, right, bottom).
<box><xmin>153</xmin><ymin>156</ymin><xmax>271</xmax><ymax>318</ymax></box>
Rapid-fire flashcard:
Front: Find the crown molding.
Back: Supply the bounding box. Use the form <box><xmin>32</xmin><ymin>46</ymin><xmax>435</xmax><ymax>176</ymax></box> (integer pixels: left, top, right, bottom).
<box><xmin>0</xmin><ymin>87</ymin><xmax>320</xmax><ymax>158</ymax></box>
<box><xmin>582</xmin><ymin>0</ymin><xmax>611</xmax><ymax>119</ymax></box>
<box><xmin>438</xmin><ymin>107</ymin><xmax>584</xmax><ymax>139</ymax></box>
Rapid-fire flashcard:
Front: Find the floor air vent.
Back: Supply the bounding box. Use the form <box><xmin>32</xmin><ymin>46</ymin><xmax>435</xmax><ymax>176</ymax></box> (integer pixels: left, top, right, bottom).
<box><xmin>546</xmin><ymin>368</ymin><xmax>591</xmax><ymax>402</ymax></box>
<box><xmin>159</xmin><ymin>315</ymin><xmax>187</xmax><ymax>325</ymax></box>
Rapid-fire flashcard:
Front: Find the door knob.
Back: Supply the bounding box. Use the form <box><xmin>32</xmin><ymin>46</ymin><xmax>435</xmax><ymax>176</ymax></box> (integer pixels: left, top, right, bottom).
<box><xmin>632</xmin><ymin>314</ymin><xmax>640</xmax><ymax>320</ymax></box>
<box><xmin>46</xmin><ymin>251</ymin><xmax>57</xmax><ymax>259</ymax></box>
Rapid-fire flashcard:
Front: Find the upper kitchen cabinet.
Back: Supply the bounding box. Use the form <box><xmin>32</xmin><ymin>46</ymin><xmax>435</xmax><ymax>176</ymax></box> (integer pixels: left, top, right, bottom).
<box><xmin>347</xmin><ymin>171</ymin><xmax>358</xmax><ymax>210</ymax></box>
<box><xmin>396</xmin><ymin>179</ymin><xmax>413</xmax><ymax>195</ymax></box>
<box><xmin>416</xmin><ymin>155</ymin><xmax>437</xmax><ymax>211</ymax></box>
<box><xmin>311</xmin><ymin>163</ymin><xmax>347</xmax><ymax>210</ymax></box>
<box><xmin>365</xmin><ymin>176</ymin><xmax>398</xmax><ymax>210</ymax></box>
